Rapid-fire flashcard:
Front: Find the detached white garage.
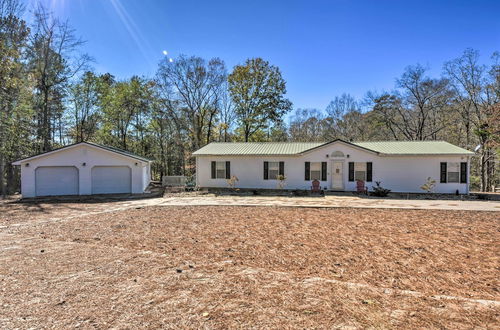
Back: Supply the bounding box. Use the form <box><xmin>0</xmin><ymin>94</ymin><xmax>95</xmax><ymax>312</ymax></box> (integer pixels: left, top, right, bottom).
<box><xmin>13</xmin><ymin>142</ymin><xmax>152</xmax><ymax>198</ymax></box>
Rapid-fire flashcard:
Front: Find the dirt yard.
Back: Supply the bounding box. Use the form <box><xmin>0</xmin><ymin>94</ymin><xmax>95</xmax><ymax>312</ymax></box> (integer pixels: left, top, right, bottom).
<box><xmin>0</xmin><ymin>202</ymin><xmax>498</xmax><ymax>328</ymax></box>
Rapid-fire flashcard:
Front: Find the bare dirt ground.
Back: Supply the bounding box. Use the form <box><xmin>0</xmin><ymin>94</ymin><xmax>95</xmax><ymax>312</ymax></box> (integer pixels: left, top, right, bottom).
<box><xmin>0</xmin><ymin>203</ymin><xmax>499</xmax><ymax>328</ymax></box>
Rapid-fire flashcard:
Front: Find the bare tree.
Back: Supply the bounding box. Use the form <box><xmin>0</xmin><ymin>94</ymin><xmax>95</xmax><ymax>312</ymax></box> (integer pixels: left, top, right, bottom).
<box><xmin>325</xmin><ymin>93</ymin><xmax>365</xmax><ymax>141</ymax></box>
<box><xmin>27</xmin><ymin>4</ymin><xmax>90</xmax><ymax>152</ymax></box>
<box><xmin>288</xmin><ymin>108</ymin><xmax>326</xmax><ymax>142</ymax></box>
<box><xmin>216</xmin><ymin>81</ymin><xmax>235</xmax><ymax>142</ymax></box>
<box><xmin>156</xmin><ymin>55</ymin><xmax>226</xmax><ymax>151</ymax></box>
<box><xmin>371</xmin><ymin>65</ymin><xmax>452</xmax><ymax>141</ymax></box>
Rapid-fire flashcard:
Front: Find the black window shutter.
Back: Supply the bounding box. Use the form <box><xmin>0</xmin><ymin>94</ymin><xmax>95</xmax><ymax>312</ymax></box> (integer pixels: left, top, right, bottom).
<box><xmin>225</xmin><ymin>161</ymin><xmax>231</xmax><ymax>179</ymax></box>
<box><xmin>460</xmin><ymin>162</ymin><xmax>467</xmax><ymax>183</ymax></box>
<box><xmin>348</xmin><ymin>162</ymin><xmax>354</xmax><ymax>182</ymax></box>
<box><xmin>279</xmin><ymin>161</ymin><xmax>284</xmax><ymax>176</ymax></box>
<box><xmin>211</xmin><ymin>161</ymin><xmax>216</xmax><ymax>179</ymax></box>
<box><xmin>440</xmin><ymin>162</ymin><xmax>447</xmax><ymax>183</ymax></box>
<box><xmin>305</xmin><ymin>162</ymin><xmax>310</xmax><ymax>180</ymax></box>
<box><xmin>366</xmin><ymin>162</ymin><xmax>373</xmax><ymax>182</ymax></box>
<box><xmin>321</xmin><ymin>162</ymin><xmax>327</xmax><ymax>181</ymax></box>
<box><xmin>263</xmin><ymin>161</ymin><xmax>269</xmax><ymax>180</ymax></box>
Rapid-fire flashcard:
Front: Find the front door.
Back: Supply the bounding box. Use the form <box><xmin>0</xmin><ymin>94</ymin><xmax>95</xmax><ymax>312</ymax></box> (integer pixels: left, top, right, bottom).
<box><xmin>331</xmin><ymin>161</ymin><xmax>344</xmax><ymax>190</ymax></box>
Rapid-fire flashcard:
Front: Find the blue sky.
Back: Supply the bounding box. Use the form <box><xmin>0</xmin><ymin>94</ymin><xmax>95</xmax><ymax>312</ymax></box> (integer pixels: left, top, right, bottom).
<box><xmin>24</xmin><ymin>0</ymin><xmax>500</xmax><ymax>110</ymax></box>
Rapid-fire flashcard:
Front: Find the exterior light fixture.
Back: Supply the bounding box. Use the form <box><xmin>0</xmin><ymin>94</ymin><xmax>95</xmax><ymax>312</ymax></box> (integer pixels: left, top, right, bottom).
<box><xmin>25</xmin><ymin>163</ymin><xmax>29</xmax><ymax>167</ymax></box>
<box><xmin>82</xmin><ymin>162</ymin><xmax>86</xmax><ymax>166</ymax></box>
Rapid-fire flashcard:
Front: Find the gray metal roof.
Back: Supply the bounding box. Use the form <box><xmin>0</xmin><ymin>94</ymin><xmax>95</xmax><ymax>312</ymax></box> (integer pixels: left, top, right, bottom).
<box><xmin>193</xmin><ymin>140</ymin><xmax>474</xmax><ymax>156</ymax></box>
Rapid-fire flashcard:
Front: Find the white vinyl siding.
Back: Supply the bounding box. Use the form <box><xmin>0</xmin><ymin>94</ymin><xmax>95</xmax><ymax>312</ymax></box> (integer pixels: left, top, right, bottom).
<box><xmin>216</xmin><ymin>161</ymin><xmax>226</xmax><ymax>179</ymax></box>
<box><xmin>310</xmin><ymin>162</ymin><xmax>321</xmax><ymax>180</ymax></box>
<box><xmin>447</xmin><ymin>162</ymin><xmax>460</xmax><ymax>183</ymax></box>
<box><xmin>268</xmin><ymin>162</ymin><xmax>279</xmax><ymax>180</ymax></box>
<box><xmin>354</xmin><ymin>162</ymin><xmax>366</xmax><ymax>181</ymax></box>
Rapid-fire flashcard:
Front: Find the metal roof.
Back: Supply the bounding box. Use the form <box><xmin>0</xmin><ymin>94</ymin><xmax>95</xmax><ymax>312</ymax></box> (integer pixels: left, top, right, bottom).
<box><xmin>193</xmin><ymin>140</ymin><xmax>474</xmax><ymax>156</ymax></box>
<box><xmin>354</xmin><ymin>141</ymin><xmax>474</xmax><ymax>155</ymax></box>
<box><xmin>192</xmin><ymin>142</ymin><xmax>324</xmax><ymax>155</ymax></box>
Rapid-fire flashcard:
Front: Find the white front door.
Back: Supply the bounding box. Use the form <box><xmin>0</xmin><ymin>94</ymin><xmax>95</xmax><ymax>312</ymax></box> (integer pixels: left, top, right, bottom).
<box><xmin>331</xmin><ymin>161</ymin><xmax>344</xmax><ymax>190</ymax></box>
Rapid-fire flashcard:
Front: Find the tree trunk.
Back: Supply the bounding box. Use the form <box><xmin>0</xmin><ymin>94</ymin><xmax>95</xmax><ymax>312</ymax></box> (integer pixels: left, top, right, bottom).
<box><xmin>0</xmin><ymin>154</ymin><xmax>5</xmax><ymax>197</ymax></box>
<box><xmin>480</xmin><ymin>150</ymin><xmax>487</xmax><ymax>192</ymax></box>
<box><xmin>42</xmin><ymin>89</ymin><xmax>51</xmax><ymax>152</ymax></box>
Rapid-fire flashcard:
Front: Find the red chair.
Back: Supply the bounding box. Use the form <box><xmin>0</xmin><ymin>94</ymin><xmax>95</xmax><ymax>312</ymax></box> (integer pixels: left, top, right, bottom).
<box><xmin>356</xmin><ymin>180</ymin><xmax>368</xmax><ymax>195</ymax></box>
<box><xmin>311</xmin><ymin>179</ymin><xmax>321</xmax><ymax>193</ymax></box>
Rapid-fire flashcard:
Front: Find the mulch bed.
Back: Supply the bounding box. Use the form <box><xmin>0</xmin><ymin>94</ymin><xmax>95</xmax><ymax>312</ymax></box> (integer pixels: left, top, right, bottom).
<box><xmin>0</xmin><ymin>205</ymin><xmax>498</xmax><ymax>328</ymax></box>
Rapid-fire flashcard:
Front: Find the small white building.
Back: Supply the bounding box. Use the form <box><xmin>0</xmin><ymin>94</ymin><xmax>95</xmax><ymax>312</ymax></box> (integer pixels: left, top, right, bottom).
<box><xmin>193</xmin><ymin>140</ymin><xmax>474</xmax><ymax>194</ymax></box>
<box><xmin>12</xmin><ymin>142</ymin><xmax>152</xmax><ymax>198</ymax></box>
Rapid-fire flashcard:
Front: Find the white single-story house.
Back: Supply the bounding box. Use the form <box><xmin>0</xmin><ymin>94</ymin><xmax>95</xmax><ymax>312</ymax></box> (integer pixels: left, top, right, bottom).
<box><xmin>193</xmin><ymin>139</ymin><xmax>475</xmax><ymax>194</ymax></box>
<box><xmin>12</xmin><ymin>142</ymin><xmax>152</xmax><ymax>198</ymax></box>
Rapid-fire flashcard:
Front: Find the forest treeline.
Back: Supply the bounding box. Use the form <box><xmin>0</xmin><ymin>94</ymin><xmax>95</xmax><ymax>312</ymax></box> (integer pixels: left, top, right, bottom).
<box><xmin>0</xmin><ymin>0</ymin><xmax>498</xmax><ymax>194</ymax></box>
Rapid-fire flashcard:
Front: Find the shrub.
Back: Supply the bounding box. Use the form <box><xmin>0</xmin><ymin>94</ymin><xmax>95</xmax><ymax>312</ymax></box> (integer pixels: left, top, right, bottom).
<box><xmin>420</xmin><ymin>177</ymin><xmax>436</xmax><ymax>193</ymax></box>
<box><xmin>226</xmin><ymin>176</ymin><xmax>239</xmax><ymax>190</ymax></box>
<box><xmin>276</xmin><ymin>174</ymin><xmax>287</xmax><ymax>189</ymax></box>
<box><xmin>371</xmin><ymin>181</ymin><xmax>391</xmax><ymax>197</ymax></box>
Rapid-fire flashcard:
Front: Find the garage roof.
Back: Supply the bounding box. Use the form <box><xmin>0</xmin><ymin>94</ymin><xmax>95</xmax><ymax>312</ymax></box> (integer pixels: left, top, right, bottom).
<box><xmin>12</xmin><ymin>142</ymin><xmax>152</xmax><ymax>165</ymax></box>
<box><xmin>193</xmin><ymin>140</ymin><xmax>474</xmax><ymax>156</ymax></box>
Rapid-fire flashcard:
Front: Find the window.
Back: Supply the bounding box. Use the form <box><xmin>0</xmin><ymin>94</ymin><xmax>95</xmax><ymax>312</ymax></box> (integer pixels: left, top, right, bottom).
<box><xmin>268</xmin><ymin>162</ymin><xmax>279</xmax><ymax>180</ymax></box>
<box><xmin>354</xmin><ymin>162</ymin><xmax>366</xmax><ymax>181</ymax></box>
<box><xmin>211</xmin><ymin>161</ymin><xmax>230</xmax><ymax>179</ymax></box>
<box><xmin>264</xmin><ymin>161</ymin><xmax>284</xmax><ymax>180</ymax></box>
<box><xmin>305</xmin><ymin>162</ymin><xmax>327</xmax><ymax>181</ymax></box>
<box><xmin>447</xmin><ymin>162</ymin><xmax>460</xmax><ymax>183</ymax></box>
<box><xmin>216</xmin><ymin>161</ymin><xmax>226</xmax><ymax>179</ymax></box>
<box><xmin>310</xmin><ymin>162</ymin><xmax>321</xmax><ymax>180</ymax></box>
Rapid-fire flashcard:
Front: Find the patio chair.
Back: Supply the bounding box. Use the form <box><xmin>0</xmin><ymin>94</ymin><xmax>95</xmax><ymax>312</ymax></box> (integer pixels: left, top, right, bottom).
<box><xmin>311</xmin><ymin>179</ymin><xmax>321</xmax><ymax>193</ymax></box>
<box><xmin>356</xmin><ymin>180</ymin><xmax>368</xmax><ymax>195</ymax></box>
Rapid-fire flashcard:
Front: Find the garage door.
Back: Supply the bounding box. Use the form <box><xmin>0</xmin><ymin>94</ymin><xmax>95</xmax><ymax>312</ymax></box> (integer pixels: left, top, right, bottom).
<box><xmin>91</xmin><ymin>166</ymin><xmax>131</xmax><ymax>194</ymax></box>
<box><xmin>35</xmin><ymin>166</ymin><xmax>79</xmax><ymax>196</ymax></box>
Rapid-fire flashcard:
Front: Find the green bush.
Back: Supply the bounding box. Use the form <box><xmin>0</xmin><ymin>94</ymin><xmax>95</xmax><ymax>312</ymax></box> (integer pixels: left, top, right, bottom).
<box><xmin>370</xmin><ymin>181</ymin><xmax>391</xmax><ymax>197</ymax></box>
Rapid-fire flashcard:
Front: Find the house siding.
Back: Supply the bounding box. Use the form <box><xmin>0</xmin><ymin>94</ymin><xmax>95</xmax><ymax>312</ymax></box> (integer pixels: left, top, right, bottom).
<box><xmin>195</xmin><ymin>142</ymin><xmax>470</xmax><ymax>194</ymax></box>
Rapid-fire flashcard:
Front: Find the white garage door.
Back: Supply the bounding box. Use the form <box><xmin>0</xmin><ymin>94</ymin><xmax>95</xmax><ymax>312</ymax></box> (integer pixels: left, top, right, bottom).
<box><xmin>91</xmin><ymin>166</ymin><xmax>131</xmax><ymax>194</ymax></box>
<box><xmin>35</xmin><ymin>166</ymin><xmax>79</xmax><ymax>197</ymax></box>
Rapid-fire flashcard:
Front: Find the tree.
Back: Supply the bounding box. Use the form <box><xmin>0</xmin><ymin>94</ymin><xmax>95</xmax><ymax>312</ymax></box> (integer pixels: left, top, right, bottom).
<box><xmin>371</xmin><ymin>65</ymin><xmax>452</xmax><ymax>141</ymax></box>
<box><xmin>156</xmin><ymin>55</ymin><xmax>226</xmax><ymax>151</ymax></box>
<box><xmin>289</xmin><ymin>108</ymin><xmax>326</xmax><ymax>142</ymax></box>
<box><xmin>228</xmin><ymin>58</ymin><xmax>292</xmax><ymax>142</ymax></box>
<box><xmin>445</xmin><ymin>49</ymin><xmax>500</xmax><ymax>191</ymax></box>
<box><xmin>68</xmin><ymin>71</ymin><xmax>100</xmax><ymax>142</ymax></box>
<box><xmin>325</xmin><ymin>94</ymin><xmax>366</xmax><ymax>141</ymax></box>
<box><xmin>0</xmin><ymin>0</ymin><xmax>32</xmax><ymax>195</ymax></box>
<box><xmin>98</xmin><ymin>76</ymin><xmax>152</xmax><ymax>151</ymax></box>
<box><xmin>216</xmin><ymin>81</ymin><xmax>235</xmax><ymax>142</ymax></box>
<box><xmin>27</xmin><ymin>5</ymin><xmax>90</xmax><ymax>152</ymax></box>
